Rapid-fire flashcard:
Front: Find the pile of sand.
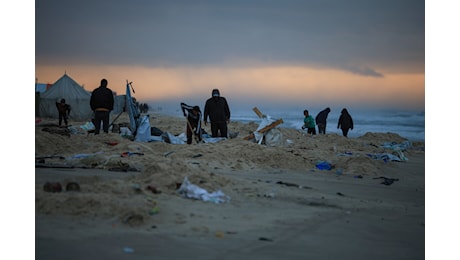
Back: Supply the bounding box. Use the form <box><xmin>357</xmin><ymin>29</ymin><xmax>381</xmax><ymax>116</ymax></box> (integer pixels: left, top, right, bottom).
<box><xmin>35</xmin><ymin>112</ymin><xmax>424</xmax><ymax>223</ymax></box>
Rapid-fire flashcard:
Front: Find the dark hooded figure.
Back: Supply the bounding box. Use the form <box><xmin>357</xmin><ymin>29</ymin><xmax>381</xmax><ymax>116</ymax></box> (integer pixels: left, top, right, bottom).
<box><xmin>315</xmin><ymin>107</ymin><xmax>331</xmax><ymax>134</ymax></box>
<box><xmin>204</xmin><ymin>89</ymin><xmax>231</xmax><ymax>138</ymax></box>
<box><xmin>337</xmin><ymin>108</ymin><xmax>354</xmax><ymax>137</ymax></box>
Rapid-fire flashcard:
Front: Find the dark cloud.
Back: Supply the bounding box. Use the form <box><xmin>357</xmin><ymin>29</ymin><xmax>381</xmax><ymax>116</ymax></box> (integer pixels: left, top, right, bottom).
<box><xmin>341</xmin><ymin>65</ymin><xmax>384</xmax><ymax>77</ymax></box>
<box><xmin>36</xmin><ymin>0</ymin><xmax>424</xmax><ymax>73</ymax></box>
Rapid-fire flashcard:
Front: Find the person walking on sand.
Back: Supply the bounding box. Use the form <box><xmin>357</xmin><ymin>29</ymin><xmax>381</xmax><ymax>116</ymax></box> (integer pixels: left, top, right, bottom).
<box><xmin>90</xmin><ymin>78</ymin><xmax>114</xmax><ymax>134</ymax></box>
<box><xmin>302</xmin><ymin>109</ymin><xmax>316</xmax><ymax>135</ymax></box>
<box><xmin>316</xmin><ymin>107</ymin><xmax>331</xmax><ymax>134</ymax></box>
<box><xmin>180</xmin><ymin>102</ymin><xmax>203</xmax><ymax>144</ymax></box>
<box><xmin>204</xmin><ymin>89</ymin><xmax>231</xmax><ymax>138</ymax></box>
<box><xmin>337</xmin><ymin>108</ymin><xmax>354</xmax><ymax>137</ymax></box>
<box><xmin>55</xmin><ymin>98</ymin><xmax>71</xmax><ymax>127</ymax></box>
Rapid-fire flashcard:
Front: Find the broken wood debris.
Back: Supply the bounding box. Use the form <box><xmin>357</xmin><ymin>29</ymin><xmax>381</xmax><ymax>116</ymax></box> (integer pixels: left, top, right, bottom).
<box><xmin>243</xmin><ymin>107</ymin><xmax>284</xmax><ymax>141</ymax></box>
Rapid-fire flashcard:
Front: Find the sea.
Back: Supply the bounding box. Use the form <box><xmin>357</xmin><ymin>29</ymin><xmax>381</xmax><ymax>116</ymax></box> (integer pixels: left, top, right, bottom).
<box><xmin>152</xmin><ymin>105</ymin><xmax>425</xmax><ymax>142</ymax></box>
<box><xmin>231</xmin><ymin>109</ymin><xmax>425</xmax><ymax>142</ymax></box>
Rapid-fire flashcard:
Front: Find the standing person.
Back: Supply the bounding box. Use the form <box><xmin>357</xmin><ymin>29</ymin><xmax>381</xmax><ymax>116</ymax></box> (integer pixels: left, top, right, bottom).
<box><xmin>316</xmin><ymin>107</ymin><xmax>331</xmax><ymax>134</ymax></box>
<box><xmin>302</xmin><ymin>109</ymin><xmax>316</xmax><ymax>135</ymax></box>
<box><xmin>337</xmin><ymin>108</ymin><xmax>354</xmax><ymax>137</ymax></box>
<box><xmin>180</xmin><ymin>102</ymin><xmax>202</xmax><ymax>144</ymax></box>
<box><xmin>204</xmin><ymin>89</ymin><xmax>231</xmax><ymax>138</ymax></box>
<box><xmin>55</xmin><ymin>98</ymin><xmax>71</xmax><ymax>127</ymax></box>
<box><xmin>90</xmin><ymin>78</ymin><xmax>114</xmax><ymax>134</ymax></box>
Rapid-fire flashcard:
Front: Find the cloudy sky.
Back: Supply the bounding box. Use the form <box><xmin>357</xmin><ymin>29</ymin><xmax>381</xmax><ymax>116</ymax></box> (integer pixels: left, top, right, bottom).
<box><xmin>35</xmin><ymin>0</ymin><xmax>425</xmax><ymax>112</ymax></box>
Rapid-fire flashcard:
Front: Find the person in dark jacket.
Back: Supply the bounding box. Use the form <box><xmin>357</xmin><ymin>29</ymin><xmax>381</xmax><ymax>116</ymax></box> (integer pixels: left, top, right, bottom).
<box><xmin>55</xmin><ymin>98</ymin><xmax>71</xmax><ymax>127</ymax></box>
<box><xmin>90</xmin><ymin>78</ymin><xmax>114</xmax><ymax>134</ymax></box>
<box><xmin>315</xmin><ymin>107</ymin><xmax>331</xmax><ymax>134</ymax></box>
<box><xmin>180</xmin><ymin>102</ymin><xmax>202</xmax><ymax>144</ymax></box>
<box><xmin>337</xmin><ymin>108</ymin><xmax>354</xmax><ymax>137</ymax></box>
<box><xmin>204</xmin><ymin>89</ymin><xmax>231</xmax><ymax>138</ymax></box>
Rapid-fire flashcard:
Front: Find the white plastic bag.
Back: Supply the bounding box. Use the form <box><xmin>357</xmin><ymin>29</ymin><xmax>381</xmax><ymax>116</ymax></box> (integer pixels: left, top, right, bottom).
<box><xmin>177</xmin><ymin>176</ymin><xmax>230</xmax><ymax>204</ymax></box>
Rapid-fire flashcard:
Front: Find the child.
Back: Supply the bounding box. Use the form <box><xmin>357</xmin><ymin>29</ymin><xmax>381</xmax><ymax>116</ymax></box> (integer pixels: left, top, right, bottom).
<box><xmin>302</xmin><ymin>109</ymin><xmax>316</xmax><ymax>135</ymax></box>
<box><xmin>55</xmin><ymin>98</ymin><xmax>71</xmax><ymax>127</ymax></box>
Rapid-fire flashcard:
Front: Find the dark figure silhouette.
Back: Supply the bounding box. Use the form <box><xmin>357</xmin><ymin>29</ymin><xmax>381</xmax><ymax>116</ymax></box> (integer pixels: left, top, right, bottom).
<box><xmin>204</xmin><ymin>89</ymin><xmax>231</xmax><ymax>138</ymax></box>
<box><xmin>316</xmin><ymin>107</ymin><xmax>331</xmax><ymax>134</ymax></box>
<box><xmin>337</xmin><ymin>108</ymin><xmax>354</xmax><ymax>137</ymax></box>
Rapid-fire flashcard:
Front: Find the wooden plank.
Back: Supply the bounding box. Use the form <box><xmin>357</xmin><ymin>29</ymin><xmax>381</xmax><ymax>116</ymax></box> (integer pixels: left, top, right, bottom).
<box><xmin>252</xmin><ymin>107</ymin><xmax>265</xmax><ymax>118</ymax></box>
<box><xmin>244</xmin><ymin>119</ymin><xmax>284</xmax><ymax>140</ymax></box>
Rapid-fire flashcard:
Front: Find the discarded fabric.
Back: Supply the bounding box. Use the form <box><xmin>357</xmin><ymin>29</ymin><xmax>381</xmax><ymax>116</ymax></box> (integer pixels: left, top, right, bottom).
<box><xmin>80</xmin><ymin>122</ymin><xmax>95</xmax><ymax>131</ymax></box>
<box><xmin>254</xmin><ymin>117</ymin><xmax>274</xmax><ymax>143</ymax></box>
<box><xmin>135</xmin><ymin>115</ymin><xmax>152</xmax><ymax>142</ymax></box>
<box><xmin>381</xmin><ymin>141</ymin><xmax>412</xmax><ymax>151</ymax></box>
<box><xmin>151</xmin><ymin>126</ymin><xmax>163</xmax><ymax>136</ymax></box>
<box><xmin>120</xmin><ymin>127</ymin><xmax>132</xmax><ymax>136</ymax></box>
<box><xmin>177</xmin><ymin>176</ymin><xmax>230</xmax><ymax>204</ymax></box>
<box><xmin>121</xmin><ymin>151</ymin><xmax>144</xmax><ymax>157</ymax></box>
<box><xmin>367</xmin><ymin>153</ymin><xmax>403</xmax><ymax>162</ymax></box>
<box><xmin>71</xmin><ymin>151</ymin><xmax>104</xmax><ymax>159</ymax></box>
<box><xmin>163</xmin><ymin>132</ymin><xmax>186</xmax><ymax>144</ymax></box>
<box><xmin>202</xmin><ymin>137</ymin><xmax>227</xmax><ymax>143</ymax></box>
<box><xmin>264</xmin><ymin>128</ymin><xmax>283</xmax><ymax>146</ymax></box>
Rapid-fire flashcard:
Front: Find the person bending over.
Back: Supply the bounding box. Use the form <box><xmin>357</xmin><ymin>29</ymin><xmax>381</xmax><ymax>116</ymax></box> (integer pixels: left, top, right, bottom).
<box><xmin>316</xmin><ymin>107</ymin><xmax>331</xmax><ymax>134</ymax></box>
<box><xmin>181</xmin><ymin>102</ymin><xmax>202</xmax><ymax>144</ymax></box>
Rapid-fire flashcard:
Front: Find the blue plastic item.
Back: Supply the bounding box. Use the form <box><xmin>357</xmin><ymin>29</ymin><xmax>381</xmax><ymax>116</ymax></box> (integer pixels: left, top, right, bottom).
<box><xmin>316</xmin><ymin>161</ymin><xmax>332</xmax><ymax>170</ymax></box>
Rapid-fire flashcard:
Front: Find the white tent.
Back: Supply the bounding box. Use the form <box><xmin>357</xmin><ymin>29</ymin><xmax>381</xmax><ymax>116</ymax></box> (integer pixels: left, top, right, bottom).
<box><xmin>38</xmin><ymin>73</ymin><xmax>93</xmax><ymax>120</ymax></box>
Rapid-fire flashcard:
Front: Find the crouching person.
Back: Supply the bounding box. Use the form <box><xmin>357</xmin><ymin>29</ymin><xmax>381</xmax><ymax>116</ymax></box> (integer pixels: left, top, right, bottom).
<box><xmin>181</xmin><ymin>102</ymin><xmax>203</xmax><ymax>144</ymax></box>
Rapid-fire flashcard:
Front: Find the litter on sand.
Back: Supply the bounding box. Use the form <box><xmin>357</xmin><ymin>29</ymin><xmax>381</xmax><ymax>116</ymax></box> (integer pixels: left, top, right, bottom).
<box><xmin>177</xmin><ymin>176</ymin><xmax>230</xmax><ymax>204</ymax></box>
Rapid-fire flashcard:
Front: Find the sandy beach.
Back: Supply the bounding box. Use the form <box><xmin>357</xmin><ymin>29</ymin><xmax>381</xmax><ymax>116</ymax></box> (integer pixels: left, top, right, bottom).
<box><xmin>35</xmin><ymin>112</ymin><xmax>425</xmax><ymax>259</ymax></box>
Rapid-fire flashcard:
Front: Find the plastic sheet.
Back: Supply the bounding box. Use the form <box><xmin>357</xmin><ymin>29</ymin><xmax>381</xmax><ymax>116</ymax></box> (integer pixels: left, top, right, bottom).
<box><xmin>316</xmin><ymin>161</ymin><xmax>332</xmax><ymax>170</ymax></box>
<box><xmin>134</xmin><ymin>115</ymin><xmax>152</xmax><ymax>142</ymax></box>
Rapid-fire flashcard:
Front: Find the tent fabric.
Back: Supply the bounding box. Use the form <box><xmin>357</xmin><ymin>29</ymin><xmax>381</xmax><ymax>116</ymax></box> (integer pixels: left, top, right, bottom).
<box><xmin>38</xmin><ymin>73</ymin><xmax>93</xmax><ymax>120</ymax></box>
<box><xmin>126</xmin><ymin>82</ymin><xmax>140</xmax><ymax>135</ymax></box>
<box><xmin>35</xmin><ymin>83</ymin><xmax>52</xmax><ymax>93</ymax></box>
<box><xmin>38</xmin><ymin>73</ymin><xmax>125</xmax><ymax>121</ymax></box>
<box><xmin>113</xmin><ymin>95</ymin><xmax>125</xmax><ymax>115</ymax></box>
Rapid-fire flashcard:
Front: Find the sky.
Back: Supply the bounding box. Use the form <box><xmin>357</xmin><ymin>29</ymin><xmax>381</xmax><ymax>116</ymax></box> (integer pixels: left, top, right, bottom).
<box><xmin>35</xmin><ymin>0</ymin><xmax>425</xmax><ymax>112</ymax></box>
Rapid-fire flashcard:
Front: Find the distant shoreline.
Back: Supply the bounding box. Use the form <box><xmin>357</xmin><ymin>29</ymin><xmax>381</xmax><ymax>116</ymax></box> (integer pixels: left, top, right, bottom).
<box><xmin>148</xmin><ymin>111</ymin><xmax>424</xmax><ymax>143</ymax></box>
